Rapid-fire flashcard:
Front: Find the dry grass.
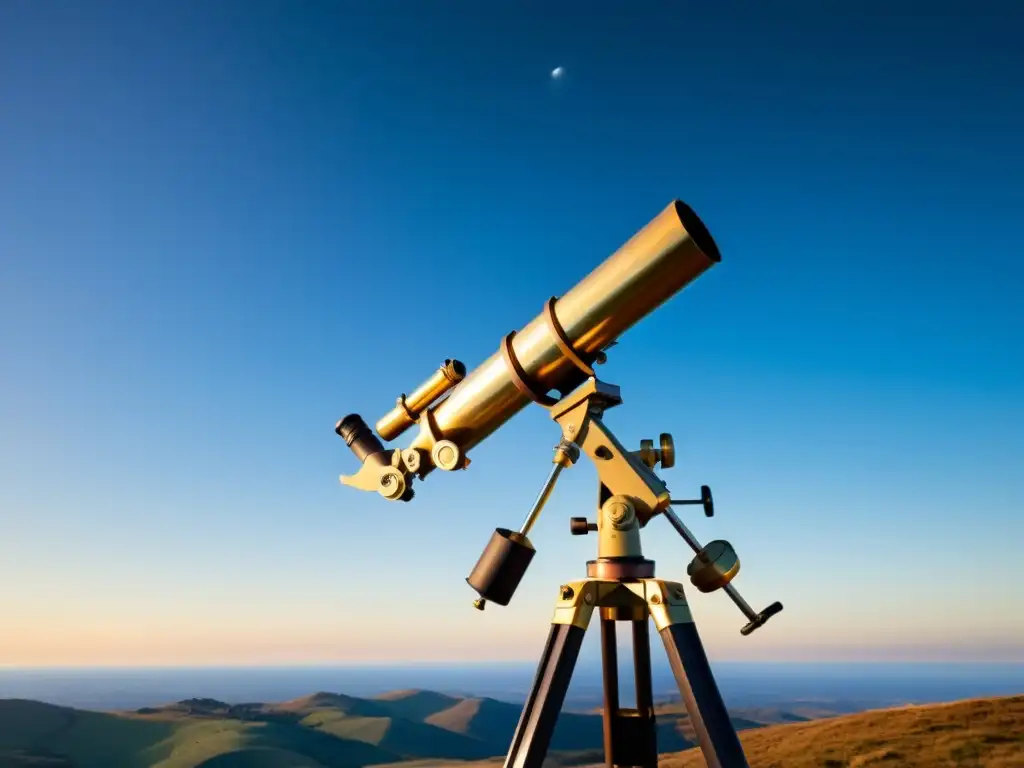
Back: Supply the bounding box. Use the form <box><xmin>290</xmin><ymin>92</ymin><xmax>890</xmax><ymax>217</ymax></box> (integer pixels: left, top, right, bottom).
<box><xmin>659</xmin><ymin>695</ymin><xmax>1024</xmax><ymax>768</ymax></box>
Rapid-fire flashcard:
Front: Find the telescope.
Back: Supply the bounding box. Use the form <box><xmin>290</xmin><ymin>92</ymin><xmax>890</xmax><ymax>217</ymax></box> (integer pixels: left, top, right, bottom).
<box><xmin>336</xmin><ymin>200</ymin><xmax>782</xmax><ymax>768</ymax></box>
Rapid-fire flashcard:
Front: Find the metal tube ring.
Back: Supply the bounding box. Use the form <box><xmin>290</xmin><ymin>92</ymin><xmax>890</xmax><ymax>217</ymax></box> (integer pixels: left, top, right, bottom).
<box><xmin>500</xmin><ymin>332</ymin><xmax>558</xmax><ymax>407</ymax></box>
<box><xmin>543</xmin><ymin>296</ymin><xmax>594</xmax><ymax>378</ymax></box>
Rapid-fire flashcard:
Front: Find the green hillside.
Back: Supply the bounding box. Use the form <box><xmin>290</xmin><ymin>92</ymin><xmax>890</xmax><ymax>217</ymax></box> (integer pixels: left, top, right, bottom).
<box><xmin>0</xmin><ymin>687</ymin><xmax>694</xmax><ymax>768</ymax></box>
<box><xmin>0</xmin><ymin>699</ymin><xmax>395</xmax><ymax>768</ymax></box>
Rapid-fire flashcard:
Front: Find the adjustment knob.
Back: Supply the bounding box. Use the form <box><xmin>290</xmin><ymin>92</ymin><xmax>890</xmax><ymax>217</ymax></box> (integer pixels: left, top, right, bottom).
<box><xmin>432</xmin><ymin>440</ymin><xmax>463</xmax><ymax>471</ymax></box>
<box><xmin>659</xmin><ymin>433</ymin><xmax>675</xmax><ymax>469</ymax></box>
<box><xmin>700</xmin><ymin>485</ymin><xmax>713</xmax><ymax>517</ymax></box>
<box><xmin>570</xmin><ymin>517</ymin><xmax>598</xmax><ymax>535</ymax></box>
<box><xmin>670</xmin><ymin>484</ymin><xmax>714</xmax><ymax>518</ymax></box>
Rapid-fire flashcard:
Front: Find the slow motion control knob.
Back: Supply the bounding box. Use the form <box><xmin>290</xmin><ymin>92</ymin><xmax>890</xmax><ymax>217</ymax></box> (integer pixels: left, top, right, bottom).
<box><xmin>569</xmin><ymin>517</ymin><xmax>598</xmax><ymax>535</ymax></box>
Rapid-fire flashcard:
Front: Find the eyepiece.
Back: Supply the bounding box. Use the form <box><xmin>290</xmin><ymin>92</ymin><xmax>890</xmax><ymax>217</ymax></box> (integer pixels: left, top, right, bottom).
<box><xmin>336</xmin><ymin>414</ymin><xmax>385</xmax><ymax>463</ymax></box>
<box><xmin>336</xmin><ymin>415</ymin><xmax>363</xmax><ymax>445</ymax></box>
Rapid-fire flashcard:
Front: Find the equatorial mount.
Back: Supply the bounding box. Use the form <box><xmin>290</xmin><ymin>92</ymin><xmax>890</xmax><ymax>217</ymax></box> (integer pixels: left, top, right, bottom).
<box><xmin>460</xmin><ymin>376</ymin><xmax>782</xmax><ymax>768</ymax></box>
<box><xmin>467</xmin><ymin>377</ymin><xmax>782</xmax><ymax>638</ymax></box>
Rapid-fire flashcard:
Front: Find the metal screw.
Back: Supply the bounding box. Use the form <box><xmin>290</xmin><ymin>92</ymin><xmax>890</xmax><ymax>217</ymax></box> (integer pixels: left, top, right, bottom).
<box><xmin>650</xmin><ymin>594</ymin><xmax>661</xmax><ymax>604</ymax></box>
<box><xmin>560</xmin><ymin>585</ymin><xmax>575</xmax><ymax>600</ymax></box>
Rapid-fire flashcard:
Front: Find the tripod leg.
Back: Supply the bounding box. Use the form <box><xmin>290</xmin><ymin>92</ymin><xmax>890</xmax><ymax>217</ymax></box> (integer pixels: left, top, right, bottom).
<box><xmin>598</xmin><ymin>618</ymin><xmax>655</xmax><ymax>768</ymax></box>
<box><xmin>649</xmin><ymin>580</ymin><xmax>748</xmax><ymax>768</ymax></box>
<box><xmin>504</xmin><ymin>581</ymin><xmax>595</xmax><ymax>768</ymax></box>
<box><xmin>625</xmin><ymin>617</ymin><xmax>658</xmax><ymax>768</ymax></box>
<box><xmin>599</xmin><ymin>617</ymin><xmax>618</xmax><ymax>768</ymax></box>
<box><xmin>632</xmin><ymin>618</ymin><xmax>654</xmax><ymax>721</ymax></box>
<box><xmin>598</xmin><ymin>612</ymin><xmax>658</xmax><ymax>768</ymax></box>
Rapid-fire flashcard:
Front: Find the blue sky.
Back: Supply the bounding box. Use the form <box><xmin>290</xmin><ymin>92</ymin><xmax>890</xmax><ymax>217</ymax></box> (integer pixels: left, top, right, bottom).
<box><xmin>1</xmin><ymin>1</ymin><xmax>1021</xmax><ymax>666</ymax></box>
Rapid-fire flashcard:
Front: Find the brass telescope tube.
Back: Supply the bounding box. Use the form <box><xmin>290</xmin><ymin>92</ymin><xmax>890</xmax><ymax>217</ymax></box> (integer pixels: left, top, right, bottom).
<box><xmin>405</xmin><ymin>199</ymin><xmax>721</xmax><ymax>471</ymax></box>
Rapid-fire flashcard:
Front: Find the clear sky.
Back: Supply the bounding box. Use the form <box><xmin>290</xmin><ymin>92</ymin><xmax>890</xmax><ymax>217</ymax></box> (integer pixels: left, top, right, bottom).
<box><xmin>1</xmin><ymin>1</ymin><xmax>1021</xmax><ymax>668</ymax></box>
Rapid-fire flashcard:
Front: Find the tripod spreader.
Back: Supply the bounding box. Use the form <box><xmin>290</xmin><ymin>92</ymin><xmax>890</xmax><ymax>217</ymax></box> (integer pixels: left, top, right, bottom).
<box><xmin>664</xmin><ymin>506</ymin><xmax>783</xmax><ymax>636</ymax></box>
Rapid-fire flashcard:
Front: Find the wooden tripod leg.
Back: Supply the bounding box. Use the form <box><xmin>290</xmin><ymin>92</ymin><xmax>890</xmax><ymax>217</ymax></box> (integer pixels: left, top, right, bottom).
<box><xmin>600</xmin><ymin>617</ymin><xmax>619</xmax><ymax>768</ymax></box>
<box><xmin>504</xmin><ymin>581</ymin><xmax>595</xmax><ymax>768</ymax></box>
<box><xmin>649</xmin><ymin>578</ymin><xmax>749</xmax><ymax>768</ymax></box>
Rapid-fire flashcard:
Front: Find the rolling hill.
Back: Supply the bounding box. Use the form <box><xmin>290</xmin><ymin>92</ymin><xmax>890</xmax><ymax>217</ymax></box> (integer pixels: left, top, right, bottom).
<box><xmin>0</xmin><ymin>690</ymin><xmax>1019</xmax><ymax>767</ymax></box>
<box><xmin>0</xmin><ymin>697</ymin><xmax>396</xmax><ymax>768</ymax></box>
<box><xmin>0</xmin><ymin>691</ymin><xmax>616</xmax><ymax>768</ymax></box>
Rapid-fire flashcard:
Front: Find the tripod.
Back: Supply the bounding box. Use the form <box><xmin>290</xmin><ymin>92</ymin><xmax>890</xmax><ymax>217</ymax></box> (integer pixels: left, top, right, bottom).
<box><xmin>466</xmin><ymin>378</ymin><xmax>782</xmax><ymax>768</ymax></box>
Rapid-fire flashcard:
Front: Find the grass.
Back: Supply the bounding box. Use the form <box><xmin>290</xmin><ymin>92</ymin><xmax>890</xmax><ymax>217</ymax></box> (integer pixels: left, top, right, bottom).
<box><xmin>659</xmin><ymin>695</ymin><xmax>1024</xmax><ymax>768</ymax></box>
<box><xmin>0</xmin><ymin>700</ymin><xmax>180</xmax><ymax>768</ymax></box>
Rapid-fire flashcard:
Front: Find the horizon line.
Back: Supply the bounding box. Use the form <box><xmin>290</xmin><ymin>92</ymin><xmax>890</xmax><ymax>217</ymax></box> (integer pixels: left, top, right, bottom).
<box><xmin>3</xmin><ymin>659</ymin><xmax>1024</xmax><ymax>670</ymax></box>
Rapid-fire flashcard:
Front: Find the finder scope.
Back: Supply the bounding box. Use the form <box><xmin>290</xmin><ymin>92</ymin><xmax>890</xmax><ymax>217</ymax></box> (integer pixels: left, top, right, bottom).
<box><xmin>336</xmin><ymin>200</ymin><xmax>721</xmax><ymax>501</ymax></box>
